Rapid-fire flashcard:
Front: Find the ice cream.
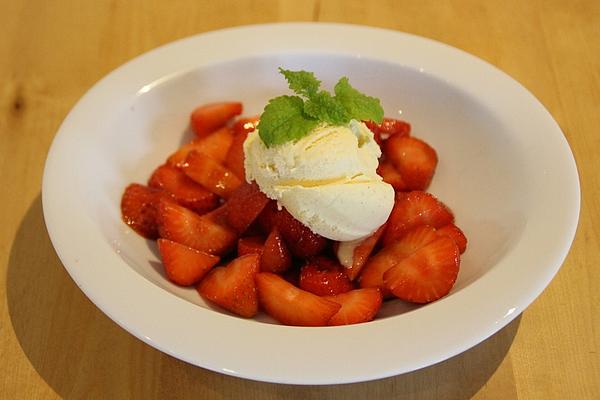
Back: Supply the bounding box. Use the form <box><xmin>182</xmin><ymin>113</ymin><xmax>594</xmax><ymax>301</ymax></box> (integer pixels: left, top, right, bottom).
<box><xmin>244</xmin><ymin>119</ymin><xmax>394</xmax><ymax>242</ymax></box>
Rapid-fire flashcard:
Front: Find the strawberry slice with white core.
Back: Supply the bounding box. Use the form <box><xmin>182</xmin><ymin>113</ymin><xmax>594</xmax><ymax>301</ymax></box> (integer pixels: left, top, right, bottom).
<box><xmin>324</xmin><ymin>288</ymin><xmax>383</xmax><ymax>326</ymax></box>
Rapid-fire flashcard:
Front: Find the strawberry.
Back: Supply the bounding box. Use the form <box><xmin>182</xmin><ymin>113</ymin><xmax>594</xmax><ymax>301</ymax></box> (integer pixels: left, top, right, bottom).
<box><xmin>182</xmin><ymin>150</ymin><xmax>242</xmax><ymax>199</ymax></box>
<box><xmin>436</xmin><ymin>224</ymin><xmax>468</xmax><ymax>254</ymax></box>
<box><xmin>237</xmin><ymin>236</ymin><xmax>265</xmax><ymax>257</ymax></box>
<box><xmin>258</xmin><ymin>202</ymin><xmax>329</xmax><ymax>258</ymax></box>
<box><xmin>157</xmin><ymin>199</ymin><xmax>237</xmax><ymax>255</ymax></box>
<box><xmin>190</xmin><ymin>102</ymin><xmax>242</xmax><ymax>137</ymax></box>
<box><xmin>224</xmin><ymin>182</ymin><xmax>270</xmax><ymax>233</ymax></box>
<box><xmin>384</xmin><ymin>135</ymin><xmax>437</xmax><ymax>190</ymax></box>
<box><xmin>256</xmin><ymin>272</ymin><xmax>341</xmax><ymax>326</ymax></box>
<box><xmin>384</xmin><ymin>236</ymin><xmax>460</xmax><ymax>303</ymax></box>
<box><xmin>359</xmin><ymin>225</ymin><xmax>439</xmax><ymax>295</ymax></box>
<box><xmin>364</xmin><ymin>117</ymin><xmax>411</xmax><ymax>145</ymax></box>
<box><xmin>121</xmin><ymin>183</ymin><xmax>169</xmax><ymax>239</ymax></box>
<box><xmin>336</xmin><ymin>224</ymin><xmax>387</xmax><ymax>281</ymax></box>
<box><xmin>299</xmin><ymin>257</ymin><xmax>354</xmax><ymax>296</ymax></box>
<box><xmin>148</xmin><ymin>164</ymin><xmax>219</xmax><ymax>214</ymax></box>
<box><xmin>232</xmin><ymin>116</ymin><xmax>259</xmax><ymax>135</ymax></box>
<box><xmin>224</xmin><ymin>130</ymin><xmax>249</xmax><ymax>180</ymax></box>
<box><xmin>324</xmin><ymin>288</ymin><xmax>383</xmax><ymax>326</ymax></box>
<box><xmin>383</xmin><ymin>191</ymin><xmax>454</xmax><ymax>246</ymax></box>
<box><xmin>377</xmin><ymin>160</ymin><xmax>407</xmax><ymax>191</ymax></box>
<box><xmin>157</xmin><ymin>239</ymin><xmax>220</xmax><ymax>286</ymax></box>
<box><xmin>261</xmin><ymin>228</ymin><xmax>292</xmax><ymax>273</ymax></box>
<box><xmin>167</xmin><ymin>126</ymin><xmax>234</xmax><ymax>167</ymax></box>
<box><xmin>197</xmin><ymin>253</ymin><xmax>260</xmax><ymax>318</ymax></box>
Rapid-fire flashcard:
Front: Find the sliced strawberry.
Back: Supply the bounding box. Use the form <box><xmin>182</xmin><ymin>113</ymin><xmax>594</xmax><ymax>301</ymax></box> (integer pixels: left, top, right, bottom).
<box><xmin>148</xmin><ymin>164</ymin><xmax>219</xmax><ymax>214</ymax></box>
<box><xmin>157</xmin><ymin>239</ymin><xmax>219</xmax><ymax>286</ymax></box>
<box><xmin>359</xmin><ymin>225</ymin><xmax>439</xmax><ymax>295</ymax></box>
<box><xmin>157</xmin><ymin>199</ymin><xmax>237</xmax><ymax>255</ymax></box>
<box><xmin>190</xmin><ymin>102</ymin><xmax>242</xmax><ymax>137</ymax></box>
<box><xmin>324</xmin><ymin>288</ymin><xmax>383</xmax><ymax>326</ymax></box>
<box><xmin>197</xmin><ymin>253</ymin><xmax>260</xmax><ymax>318</ymax></box>
<box><xmin>299</xmin><ymin>257</ymin><xmax>354</xmax><ymax>296</ymax></box>
<box><xmin>182</xmin><ymin>150</ymin><xmax>242</xmax><ymax>199</ymax></box>
<box><xmin>167</xmin><ymin>126</ymin><xmax>234</xmax><ymax>167</ymax></box>
<box><xmin>257</xmin><ymin>202</ymin><xmax>328</xmax><ymax>258</ymax></box>
<box><xmin>224</xmin><ymin>182</ymin><xmax>270</xmax><ymax>233</ymax></box>
<box><xmin>121</xmin><ymin>183</ymin><xmax>169</xmax><ymax>239</ymax></box>
<box><xmin>364</xmin><ymin>118</ymin><xmax>411</xmax><ymax>145</ymax></box>
<box><xmin>232</xmin><ymin>116</ymin><xmax>259</xmax><ymax>135</ymax></box>
<box><xmin>436</xmin><ymin>224</ymin><xmax>468</xmax><ymax>254</ymax></box>
<box><xmin>384</xmin><ymin>135</ymin><xmax>437</xmax><ymax>190</ymax></box>
<box><xmin>261</xmin><ymin>228</ymin><xmax>292</xmax><ymax>273</ymax></box>
<box><xmin>384</xmin><ymin>236</ymin><xmax>460</xmax><ymax>303</ymax></box>
<box><xmin>224</xmin><ymin>130</ymin><xmax>249</xmax><ymax>180</ymax></box>
<box><xmin>336</xmin><ymin>224</ymin><xmax>387</xmax><ymax>281</ymax></box>
<box><xmin>256</xmin><ymin>272</ymin><xmax>341</xmax><ymax>326</ymax></box>
<box><xmin>377</xmin><ymin>160</ymin><xmax>407</xmax><ymax>191</ymax></box>
<box><xmin>237</xmin><ymin>236</ymin><xmax>265</xmax><ymax>257</ymax></box>
<box><xmin>383</xmin><ymin>191</ymin><xmax>454</xmax><ymax>246</ymax></box>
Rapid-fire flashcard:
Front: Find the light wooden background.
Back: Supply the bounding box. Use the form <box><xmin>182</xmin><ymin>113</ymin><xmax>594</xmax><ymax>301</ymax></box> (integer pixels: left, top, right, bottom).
<box><xmin>1</xmin><ymin>1</ymin><xmax>598</xmax><ymax>399</ymax></box>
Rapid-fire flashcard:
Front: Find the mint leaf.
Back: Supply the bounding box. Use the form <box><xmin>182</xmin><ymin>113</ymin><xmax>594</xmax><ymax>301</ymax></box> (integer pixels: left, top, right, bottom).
<box><xmin>334</xmin><ymin>77</ymin><xmax>384</xmax><ymax>123</ymax></box>
<box><xmin>279</xmin><ymin>68</ymin><xmax>321</xmax><ymax>98</ymax></box>
<box><xmin>258</xmin><ymin>95</ymin><xmax>319</xmax><ymax>146</ymax></box>
<box><xmin>304</xmin><ymin>91</ymin><xmax>349</xmax><ymax>125</ymax></box>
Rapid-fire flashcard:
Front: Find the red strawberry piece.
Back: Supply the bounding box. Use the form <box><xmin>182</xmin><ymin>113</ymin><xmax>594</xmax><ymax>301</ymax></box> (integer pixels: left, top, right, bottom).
<box><xmin>261</xmin><ymin>228</ymin><xmax>292</xmax><ymax>273</ymax></box>
<box><xmin>157</xmin><ymin>199</ymin><xmax>237</xmax><ymax>255</ymax></box>
<box><xmin>148</xmin><ymin>164</ymin><xmax>219</xmax><ymax>214</ymax></box>
<box><xmin>260</xmin><ymin>203</ymin><xmax>328</xmax><ymax>258</ymax></box>
<box><xmin>299</xmin><ymin>257</ymin><xmax>354</xmax><ymax>296</ymax></box>
<box><xmin>190</xmin><ymin>102</ymin><xmax>242</xmax><ymax>137</ymax></box>
<box><xmin>364</xmin><ymin>117</ymin><xmax>411</xmax><ymax>145</ymax></box>
<box><xmin>121</xmin><ymin>183</ymin><xmax>169</xmax><ymax>239</ymax></box>
<box><xmin>384</xmin><ymin>135</ymin><xmax>438</xmax><ymax>191</ymax></box>
<box><xmin>157</xmin><ymin>239</ymin><xmax>220</xmax><ymax>286</ymax></box>
<box><xmin>383</xmin><ymin>191</ymin><xmax>454</xmax><ymax>246</ymax></box>
<box><xmin>377</xmin><ymin>160</ymin><xmax>407</xmax><ymax>191</ymax></box>
<box><xmin>359</xmin><ymin>225</ymin><xmax>439</xmax><ymax>295</ymax></box>
<box><xmin>182</xmin><ymin>150</ymin><xmax>242</xmax><ymax>199</ymax></box>
<box><xmin>167</xmin><ymin>127</ymin><xmax>234</xmax><ymax>167</ymax></box>
<box><xmin>197</xmin><ymin>253</ymin><xmax>260</xmax><ymax>318</ymax></box>
<box><xmin>237</xmin><ymin>236</ymin><xmax>265</xmax><ymax>257</ymax></box>
<box><xmin>224</xmin><ymin>182</ymin><xmax>270</xmax><ymax>233</ymax></box>
<box><xmin>436</xmin><ymin>224</ymin><xmax>468</xmax><ymax>254</ymax></box>
<box><xmin>384</xmin><ymin>236</ymin><xmax>460</xmax><ymax>303</ymax></box>
<box><xmin>256</xmin><ymin>272</ymin><xmax>341</xmax><ymax>326</ymax></box>
<box><xmin>336</xmin><ymin>224</ymin><xmax>387</xmax><ymax>281</ymax></box>
<box><xmin>224</xmin><ymin>130</ymin><xmax>249</xmax><ymax>180</ymax></box>
<box><xmin>232</xmin><ymin>116</ymin><xmax>260</xmax><ymax>135</ymax></box>
<box><xmin>324</xmin><ymin>288</ymin><xmax>383</xmax><ymax>326</ymax></box>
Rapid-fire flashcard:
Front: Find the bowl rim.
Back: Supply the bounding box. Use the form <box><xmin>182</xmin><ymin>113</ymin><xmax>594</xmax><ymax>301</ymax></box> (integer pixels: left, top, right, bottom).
<box><xmin>42</xmin><ymin>22</ymin><xmax>580</xmax><ymax>384</ymax></box>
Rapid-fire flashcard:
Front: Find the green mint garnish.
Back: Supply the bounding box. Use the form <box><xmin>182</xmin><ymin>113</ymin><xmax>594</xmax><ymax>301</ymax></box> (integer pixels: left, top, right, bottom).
<box><xmin>257</xmin><ymin>68</ymin><xmax>384</xmax><ymax>147</ymax></box>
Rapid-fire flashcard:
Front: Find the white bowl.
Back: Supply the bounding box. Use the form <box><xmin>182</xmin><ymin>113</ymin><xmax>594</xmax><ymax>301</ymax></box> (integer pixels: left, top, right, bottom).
<box><xmin>42</xmin><ymin>23</ymin><xmax>580</xmax><ymax>384</ymax></box>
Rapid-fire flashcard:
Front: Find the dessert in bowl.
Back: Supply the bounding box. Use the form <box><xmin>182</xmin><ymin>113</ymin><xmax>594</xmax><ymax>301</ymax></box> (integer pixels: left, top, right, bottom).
<box><xmin>42</xmin><ymin>23</ymin><xmax>579</xmax><ymax>384</ymax></box>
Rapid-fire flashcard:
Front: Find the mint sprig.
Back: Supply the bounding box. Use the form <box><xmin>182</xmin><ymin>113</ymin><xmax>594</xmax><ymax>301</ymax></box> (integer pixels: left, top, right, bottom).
<box><xmin>257</xmin><ymin>68</ymin><xmax>384</xmax><ymax>147</ymax></box>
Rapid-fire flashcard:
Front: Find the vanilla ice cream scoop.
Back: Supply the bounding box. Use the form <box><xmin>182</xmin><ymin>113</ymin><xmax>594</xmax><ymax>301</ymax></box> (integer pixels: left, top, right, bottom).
<box><xmin>244</xmin><ymin>120</ymin><xmax>394</xmax><ymax>242</ymax></box>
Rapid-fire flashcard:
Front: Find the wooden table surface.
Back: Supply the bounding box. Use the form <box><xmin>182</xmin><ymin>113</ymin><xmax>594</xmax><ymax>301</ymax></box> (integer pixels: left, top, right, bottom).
<box><xmin>1</xmin><ymin>1</ymin><xmax>598</xmax><ymax>399</ymax></box>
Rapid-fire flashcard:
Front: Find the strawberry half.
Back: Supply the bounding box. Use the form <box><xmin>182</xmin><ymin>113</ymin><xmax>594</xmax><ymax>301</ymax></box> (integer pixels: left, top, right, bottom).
<box><xmin>384</xmin><ymin>236</ymin><xmax>460</xmax><ymax>303</ymax></box>
<box><xmin>224</xmin><ymin>182</ymin><xmax>270</xmax><ymax>233</ymax></box>
<box><xmin>190</xmin><ymin>102</ymin><xmax>242</xmax><ymax>137</ymax></box>
<box><xmin>377</xmin><ymin>160</ymin><xmax>407</xmax><ymax>191</ymax></box>
<box><xmin>237</xmin><ymin>236</ymin><xmax>265</xmax><ymax>257</ymax></box>
<box><xmin>197</xmin><ymin>253</ymin><xmax>260</xmax><ymax>318</ymax></box>
<box><xmin>148</xmin><ymin>164</ymin><xmax>219</xmax><ymax>214</ymax></box>
<box><xmin>256</xmin><ymin>272</ymin><xmax>341</xmax><ymax>326</ymax></box>
<box><xmin>121</xmin><ymin>183</ymin><xmax>169</xmax><ymax>239</ymax></box>
<box><xmin>225</xmin><ymin>129</ymin><xmax>250</xmax><ymax>180</ymax></box>
<box><xmin>383</xmin><ymin>191</ymin><xmax>454</xmax><ymax>246</ymax></box>
<box><xmin>167</xmin><ymin>126</ymin><xmax>234</xmax><ymax>167</ymax></box>
<box><xmin>299</xmin><ymin>257</ymin><xmax>354</xmax><ymax>296</ymax></box>
<box><xmin>261</xmin><ymin>228</ymin><xmax>292</xmax><ymax>273</ymax></box>
<box><xmin>384</xmin><ymin>135</ymin><xmax>438</xmax><ymax>191</ymax></box>
<box><xmin>436</xmin><ymin>224</ymin><xmax>468</xmax><ymax>254</ymax></box>
<box><xmin>364</xmin><ymin>118</ymin><xmax>411</xmax><ymax>145</ymax></box>
<box><xmin>157</xmin><ymin>199</ymin><xmax>237</xmax><ymax>255</ymax></box>
<box><xmin>324</xmin><ymin>288</ymin><xmax>383</xmax><ymax>326</ymax></box>
<box><xmin>336</xmin><ymin>224</ymin><xmax>387</xmax><ymax>281</ymax></box>
<box><xmin>157</xmin><ymin>239</ymin><xmax>220</xmax><ymax>286</ymax></box>
<box><xmin>182</xmin><ymin>150</ymin><xmax>242</xmax><ymax>199</ymax></box>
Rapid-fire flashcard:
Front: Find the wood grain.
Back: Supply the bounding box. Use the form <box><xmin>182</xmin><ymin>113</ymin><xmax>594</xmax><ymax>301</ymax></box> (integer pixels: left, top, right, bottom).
<box><xmin>1</xmin><ymin>1</ymin><xmax>598</xmax><ymax>399</ymax></box>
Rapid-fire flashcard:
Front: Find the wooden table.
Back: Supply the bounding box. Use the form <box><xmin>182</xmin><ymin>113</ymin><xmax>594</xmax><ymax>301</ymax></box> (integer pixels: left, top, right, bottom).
<box><xmin>1</xmin><ymin>1</ymin><xmax>598</xmax><ymax>398</ymax></box>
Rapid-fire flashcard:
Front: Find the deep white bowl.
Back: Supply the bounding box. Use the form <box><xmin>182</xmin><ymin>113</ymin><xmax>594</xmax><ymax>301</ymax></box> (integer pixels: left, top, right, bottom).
<box><xmin>42</xmin><ymin>23</ymin><xmax>580</xmax><ymax>384</ymax></box>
